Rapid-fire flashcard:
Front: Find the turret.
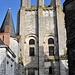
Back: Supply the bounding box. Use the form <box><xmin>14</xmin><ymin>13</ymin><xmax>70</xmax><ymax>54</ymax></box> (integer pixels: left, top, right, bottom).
<box><xmin>51</xmin><ymin>0</ymin><xmax>61</xmax><ymax>7</ymax></box>
<box><xmin>37</xmin><ymin>0</ymin><xmax>44</xmax><ymax>8</ymax></box>
<box><xmin>21</xmin><ymin>0</ymin><xmax>31</xmax><ymax>8</ymax></box>
<box><xmin>21</xmin><ymin>0</ymin><xmax>25</xmax><ymax>7</ymax></box>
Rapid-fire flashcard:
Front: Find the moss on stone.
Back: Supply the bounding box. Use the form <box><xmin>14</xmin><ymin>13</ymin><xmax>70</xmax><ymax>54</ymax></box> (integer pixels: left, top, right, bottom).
<box><xmin>59</xmin><ymin>51</ymin><xmax>67</xmax><ymax>60</ymax></box>
<box><xmin>25</xmin><ymin>5</ymin><xmax>54</xmax><ymax>11</ymax></box>
<box><xmin>19</xmin><ymin>53</ymin><xmax>24</xmax><ymax>65</ymax></box>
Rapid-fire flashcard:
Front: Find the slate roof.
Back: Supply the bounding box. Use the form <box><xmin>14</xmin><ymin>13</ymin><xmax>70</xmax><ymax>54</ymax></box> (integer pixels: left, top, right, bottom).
<box><xmin>1</xmin><ymin>7</ymin><xmax>16</xmax><ymax>37</ymax></box>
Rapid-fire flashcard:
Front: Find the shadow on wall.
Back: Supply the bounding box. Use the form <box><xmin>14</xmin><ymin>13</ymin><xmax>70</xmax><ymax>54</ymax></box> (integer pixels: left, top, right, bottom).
<box><xmin>18</xmin><ymin>46</ymin><xmax>68</xmax><ymax>75</ymax></box>
<box><xmin>0</xmin><ymin>56</ymin><xmax>16</xmax><ymax>75</ymax></box>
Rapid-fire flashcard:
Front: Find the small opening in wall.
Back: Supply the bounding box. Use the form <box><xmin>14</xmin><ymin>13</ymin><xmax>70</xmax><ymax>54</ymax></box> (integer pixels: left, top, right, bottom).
<box><xmin>28</xmin><ymin>69</ymin><xmax>35</xmax><ymax>75</ymax></box>
<box><xmin>49</xmin><ymin>67</ymin><xmax>52</xmax><ymax>74</ymax></box>
<box><xmin>11</xmin><ymin>65</ymin><xmax>13</xmax><ymax>67</ymax></box>
<box><xmin>29</xmin><ymin>47</ymin><xmax>35</xmax><ymax>56</ymax></box>
<box><xmin>3</xmin><ymin>36</ymin><xmax>4</xmax><ymax>41</ymax></box>
<box><xmin>7</xmin><ymin>61</ymin><xmax>9</xmax><ymax>64</ymax></box>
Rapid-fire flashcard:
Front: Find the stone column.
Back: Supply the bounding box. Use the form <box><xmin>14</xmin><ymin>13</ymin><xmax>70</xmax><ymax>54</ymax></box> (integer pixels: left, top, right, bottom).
<box><xmin>21</xmin><ymin>0</ymin><xmax>25</xmax><ymax>7</ymax></box>
<box><xmin>19</xmin><ymin>7</ymin><xmax>25</xmax><ymax>64</ymax></box>
<box><xmin>21</xmin><ymin>0</ymin><xmax>31</xmax><ymax>8</ymax></box>
<box><xmin>25</xmin><ymin>0</ymin><xmax>31</xmax><ymax>8</ymax></box>
<box><xmin>37</xmin><ymin>0</ymin><xmax>44</xmax><ymax>7</ymax></box>
<box><xmin>37</xmin><ymin>0</ymin><xmax>44</xmax><ymax>75</ymax></box>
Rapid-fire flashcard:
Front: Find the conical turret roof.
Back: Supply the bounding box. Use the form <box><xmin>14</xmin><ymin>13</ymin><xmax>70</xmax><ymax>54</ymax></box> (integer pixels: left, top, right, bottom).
<box><xmin>1</xmin><ymin>7</ymin><xmax>16</xmax><ymax>37</ymax></box>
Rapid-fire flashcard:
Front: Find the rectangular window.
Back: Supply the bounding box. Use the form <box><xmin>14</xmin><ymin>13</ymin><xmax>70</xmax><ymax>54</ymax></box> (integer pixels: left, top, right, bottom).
<box><xmin>49</xmin><ymin>46</ymin><xmax>54</xmax><ymax>56</ymax></box>
<box><xmin>30</xmin><ymin>47</ymin><xmax>35</xmax><ymax>56</ymax></box>
<box><xmin>28</xmin><ymin>69</ymin><xmax>35</xmax><ymax>75</ymax></box>
<box><xmin>3</xmin><ymin>36</ymin><xmax>4</xmax><ymax>41</ymax></box>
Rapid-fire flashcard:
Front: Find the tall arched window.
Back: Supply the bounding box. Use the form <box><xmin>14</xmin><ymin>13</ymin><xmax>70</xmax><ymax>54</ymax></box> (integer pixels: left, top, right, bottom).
<box><xmin>48</xmin><ymin>38</ymin><xmax>54</xmax><ymax>56</ymax></box>
<box><xmin>29</xmin><ymin>39</ymin><xmax>35</xmax><ymax>56</ymax></box>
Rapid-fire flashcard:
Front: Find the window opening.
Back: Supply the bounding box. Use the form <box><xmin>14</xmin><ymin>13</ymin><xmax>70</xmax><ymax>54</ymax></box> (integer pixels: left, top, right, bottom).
<box><xmin>30</xmin><ymin>47</ymin><xmax>35</xmax><ymax>56</ymax></box>
<box><xmin>48</xmin><ymin>38</ymin><xmax>54</xmax><ymax>44</ymax></box>
<box><xmin>49</xmin><ymin>67</ymin><xmax>52</xmax><ymax>74</ymax></box>
<box><xmin>49</xmin><ymin>46</ymin><xmax>54</xmax><ymax>56</ymax></box>
<box><xmin>29</xmin><ymin>39</ymin><xmax>35</xmax><ymax>45</ymax></box>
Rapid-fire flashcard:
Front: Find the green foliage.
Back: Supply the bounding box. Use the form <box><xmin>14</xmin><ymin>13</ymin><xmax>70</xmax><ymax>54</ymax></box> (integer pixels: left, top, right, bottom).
<box><xmin>19</xmin><ymin>53</ymin><xmax>24</xmax><ymax>65</ymax></box>
<box><xmin>60</xmin><ymin>50</ymin><xmax>68</xmax><ymax>60</ymax></box>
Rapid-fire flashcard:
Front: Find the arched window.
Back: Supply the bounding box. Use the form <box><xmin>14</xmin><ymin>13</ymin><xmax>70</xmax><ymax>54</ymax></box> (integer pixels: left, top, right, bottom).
<box><xmin>29</xmin><ymin>39</ymin><xmax>35</xmax><ymax>56</ymax></box>
<box><xmin>48</xmin><ymin>38</ymin><xmax>54</xmax><ymax>44</ymax></box>
<box><xmin>48</xmin><ymin>38</ymin><xmax>54</xmax><ymax>56</ymax></box>
<box><xmin>49</xmin><ymin>67</ymin><xmax>52</xmax><ymax>74</ymax></box>
<box><xmin>49</xmin><ymin>46</ymin><xmax>54</xmax><ymax>56</ymax></box>
<box><xmin>29</xmin><ymin>39</ymin><xmax>35</xmax><ymax>45</ymax></box>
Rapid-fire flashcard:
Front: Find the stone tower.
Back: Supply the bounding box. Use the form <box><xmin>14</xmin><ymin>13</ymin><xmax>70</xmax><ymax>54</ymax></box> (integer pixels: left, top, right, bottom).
<box><xmin>17</xmin><ymin>0</ymin><xmax>68</xmax><ymax>75</ymax></box>
<box><xmin>64</xmin><ymin>0</ymin><xmax>75</xmax><ymax>75</ymax></box>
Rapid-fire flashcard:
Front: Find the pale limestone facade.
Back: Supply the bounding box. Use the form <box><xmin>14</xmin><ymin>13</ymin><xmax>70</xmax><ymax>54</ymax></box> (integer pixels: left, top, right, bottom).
<box><xmin>0</xmin><ymin>44</ymin><xmax>16</xmax><ymax>75</ymax></box>
<box><xmin>17</xmin><ymin>0</ymin><xmax>68</xmax><ymax>75</ymax></box>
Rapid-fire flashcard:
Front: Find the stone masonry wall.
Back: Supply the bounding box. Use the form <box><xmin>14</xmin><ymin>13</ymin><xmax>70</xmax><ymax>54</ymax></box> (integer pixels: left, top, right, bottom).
<box><xmin>18</xmin><ymin>4</ymin><xmax>67</xmax><ymax>75</ymax></box>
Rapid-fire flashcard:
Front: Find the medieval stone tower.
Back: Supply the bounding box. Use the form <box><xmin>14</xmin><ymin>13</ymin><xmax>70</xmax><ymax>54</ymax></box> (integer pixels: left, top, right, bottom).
<box><xmin>17</xmin><ymin>0</ymin><xmax>68</xmax><ymax>75</ymax></box>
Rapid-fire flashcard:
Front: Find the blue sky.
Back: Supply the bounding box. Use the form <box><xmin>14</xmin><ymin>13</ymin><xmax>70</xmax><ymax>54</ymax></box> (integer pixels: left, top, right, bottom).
<box><xmin>0</xmin><ymin>0</ymin><xmax>65</xmax><ymax>32</ymax></box>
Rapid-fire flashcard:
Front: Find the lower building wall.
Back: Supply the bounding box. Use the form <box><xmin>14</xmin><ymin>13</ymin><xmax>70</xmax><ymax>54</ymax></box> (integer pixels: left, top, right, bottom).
<box><xmin>60</xmin><ymin>60</ymin><xmax>68</xmax><ymax>75</ymax></box>
<box><xmin>0</xmin><ymin>48</ymin><xmax>6</xmax><ymax>75</ymax></box>
<box><xmin>6</xmin><ymin>56</ymin><xmax>15</xmax><ymax>75</ymax></box>
<box><xmin>44</xmin><ymin>60</ymin><xmax>68</xmax><ymax>75</ymax></box>
<box><xmin>44</xmin><ymin>61</ymin><xmax>59</xmax><ymax>75</ymax></box>
<box><xmin>24</xmin><ymin>69</ymin><xmax>38</xmax><ymax>75</ymax></box>
<box><xmin>0</xmin><ymin>47</ymin><xmax>16</xmax><ymax>75</ymax></box>
<box><xmin>23</xmin><ymin>60</ymin><xmax>68</xmax><ymax>75</ymax></box>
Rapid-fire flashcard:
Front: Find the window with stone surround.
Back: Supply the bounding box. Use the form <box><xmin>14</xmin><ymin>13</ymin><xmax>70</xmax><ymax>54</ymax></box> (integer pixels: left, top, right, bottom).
<box><xmin>48</xmin><ymin>38</ymin><xmax>54</xmax><ymax>56</ymax></box>
<box><xmin>29</xmin><ymin>39</ymin><xmax>35</xmax><ymax>45</ymax></box>
<box><xmin>49</xmin><ymin>46</ymin><xmax>54</xmax><ymax>56</ymax></box>
<box><xmin>29</xmin><ymin>39</ymin><xmax>35</xmax><ymax>56</ymax></box>
<box><xmin>48</xmin><ymin>38</ymin><xmax>54</xmax><ymax>44</ymax></box>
